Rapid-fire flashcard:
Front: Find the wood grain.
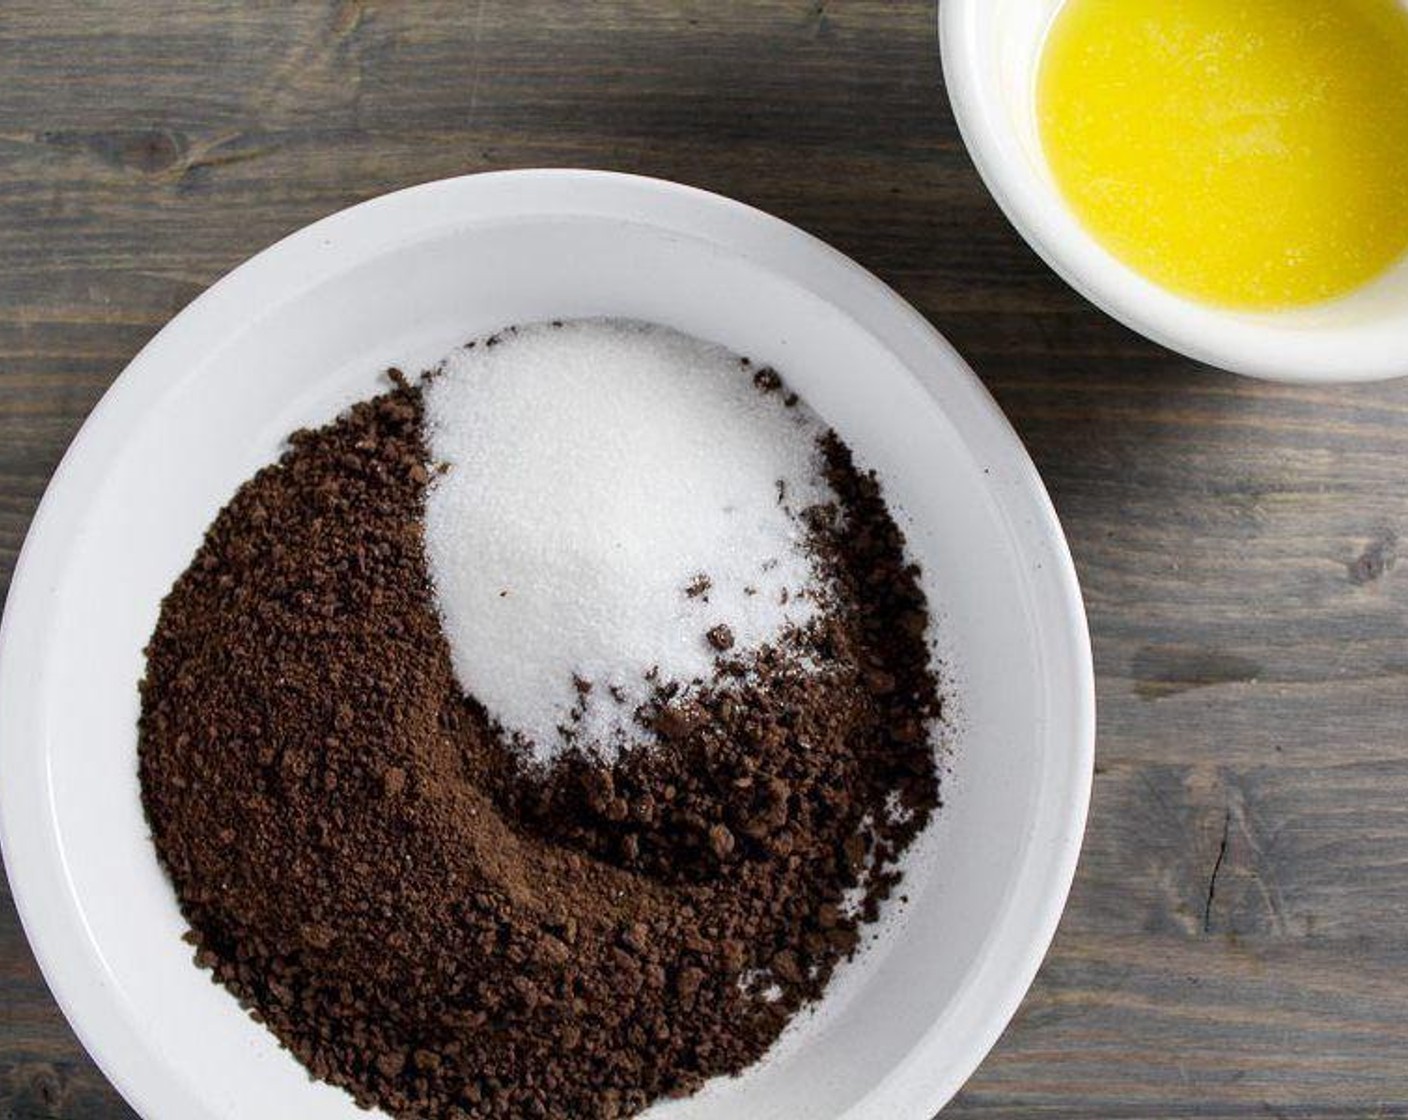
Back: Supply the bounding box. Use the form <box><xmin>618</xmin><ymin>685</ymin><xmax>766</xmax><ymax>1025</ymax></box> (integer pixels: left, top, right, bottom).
<box><xmin>2</xmin><ymin>1</ymin><xmax>1407</xmax><ymax>1117</ymax></box>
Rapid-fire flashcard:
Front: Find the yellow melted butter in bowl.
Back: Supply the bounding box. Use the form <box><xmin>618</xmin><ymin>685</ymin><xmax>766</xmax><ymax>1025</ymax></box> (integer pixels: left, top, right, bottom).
<box><xmin>1038</xmin><ymin>0</ymin><xmax>1408</xmax><ymax>310</ymax></box>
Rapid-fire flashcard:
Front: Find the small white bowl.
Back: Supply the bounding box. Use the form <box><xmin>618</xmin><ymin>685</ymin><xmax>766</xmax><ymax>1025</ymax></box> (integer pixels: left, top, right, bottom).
<box><xmin>0</xmin><ymin>170</ymin><xmax>1093</xmax><ymax>1119</ymax></box>
<box><xmin>940</xmin><ymin>0</ymin><xmax>1408</xmax><ymax>383</ymax></box>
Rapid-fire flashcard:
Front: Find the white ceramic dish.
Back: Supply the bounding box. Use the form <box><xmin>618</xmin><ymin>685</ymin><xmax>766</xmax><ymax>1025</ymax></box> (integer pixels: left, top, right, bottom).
<box><xmin>941</xmin><ymin>0</ymin><xmax>1408</xmax><ymax>383</ymax></box>
<box><xmin>0</xmin><ymin>170</ymin><xmax>1093</xmax><ymax>1119</ymax></box>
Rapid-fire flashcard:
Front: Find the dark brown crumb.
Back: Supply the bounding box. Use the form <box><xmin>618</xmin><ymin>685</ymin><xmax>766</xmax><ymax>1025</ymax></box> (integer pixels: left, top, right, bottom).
<box><xmin>705</xmin><ymin>624</ymin><xmax>735</xmax><ymax>652</ymax></box>
<box><xmin>752</xmin><ymin>367</ymin><xmax>783</xmax><ymax>393</ymax></box>
<box><xmin>138</xmin><ymin>382</ymin><xmax>941</xmax><ymax>1120</ymax></box>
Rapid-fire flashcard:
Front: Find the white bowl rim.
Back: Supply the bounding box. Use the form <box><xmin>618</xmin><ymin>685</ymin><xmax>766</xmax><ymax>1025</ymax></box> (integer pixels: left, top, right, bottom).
<box><xmin>940</xmin><ymin>0</ymin><xmax>1408</xmax><ymax>384</ymax></box>
<box><xmin>0</xmin><ymin>168</ymin><xmax>1095</xmax><ymax>1119</ymax></box>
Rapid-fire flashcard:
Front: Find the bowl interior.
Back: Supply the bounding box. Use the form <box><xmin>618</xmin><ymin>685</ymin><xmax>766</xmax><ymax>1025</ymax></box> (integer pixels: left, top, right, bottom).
<box><xmin>0</xmin><ymin>172</ymin><xmax>1091</xmax><ymax>1120</ymax></box>
<box><xmin>943</xmin><ymin>0</ymin><xmax>1408</xmax><ymax>382</ymax></box>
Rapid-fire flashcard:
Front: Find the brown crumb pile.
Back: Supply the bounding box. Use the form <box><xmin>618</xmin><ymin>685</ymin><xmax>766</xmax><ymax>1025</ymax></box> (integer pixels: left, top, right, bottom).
<box><xmin>138</xmin><ymin>377</ymin><xmax>941</xmax><ymax>1120</ymax></box>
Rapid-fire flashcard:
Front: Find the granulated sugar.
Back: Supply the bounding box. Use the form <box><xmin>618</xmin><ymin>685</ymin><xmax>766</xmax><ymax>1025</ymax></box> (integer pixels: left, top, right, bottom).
<box><xmin>423</xmin><ymin>319</ymin><xmax>830</xmax><ymax>759</ymax></box>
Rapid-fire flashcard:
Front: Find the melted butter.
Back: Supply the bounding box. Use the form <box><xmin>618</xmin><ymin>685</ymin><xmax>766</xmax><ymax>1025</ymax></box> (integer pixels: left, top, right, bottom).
<box><xmin>1038</xmin><ymin>0</ymin><xmax>1408</xmax><ymax>309</ymax></box>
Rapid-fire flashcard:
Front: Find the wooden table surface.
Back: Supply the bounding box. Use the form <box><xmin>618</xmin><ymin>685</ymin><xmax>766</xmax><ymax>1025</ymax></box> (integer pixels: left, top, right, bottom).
<box><xmin>3</xmin><ymin>2</ymin><xmax>1408</xmax><ymax>1117</ymax></box>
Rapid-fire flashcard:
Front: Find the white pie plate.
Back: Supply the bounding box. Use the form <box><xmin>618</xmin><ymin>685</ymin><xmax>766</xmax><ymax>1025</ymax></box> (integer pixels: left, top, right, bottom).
<box><xmin>0</xmin><ymin>170</ymin><xmax>1093</xmax><ymax>1120</ymax></box>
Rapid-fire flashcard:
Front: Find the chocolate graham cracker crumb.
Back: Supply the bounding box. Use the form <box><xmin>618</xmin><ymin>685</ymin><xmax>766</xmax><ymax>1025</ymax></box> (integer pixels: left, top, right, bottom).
<box><xmin>138</xmin><ymin>373</ymin><xmax>941</xmax><ymax>1120</ymax></box>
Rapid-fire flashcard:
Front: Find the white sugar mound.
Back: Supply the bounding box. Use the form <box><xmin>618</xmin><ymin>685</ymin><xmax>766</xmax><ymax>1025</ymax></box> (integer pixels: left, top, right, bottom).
<box><xmin>422</xmin><ymin>319</ymin><xmax>831</xmax><ymax>762</ymax></box>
